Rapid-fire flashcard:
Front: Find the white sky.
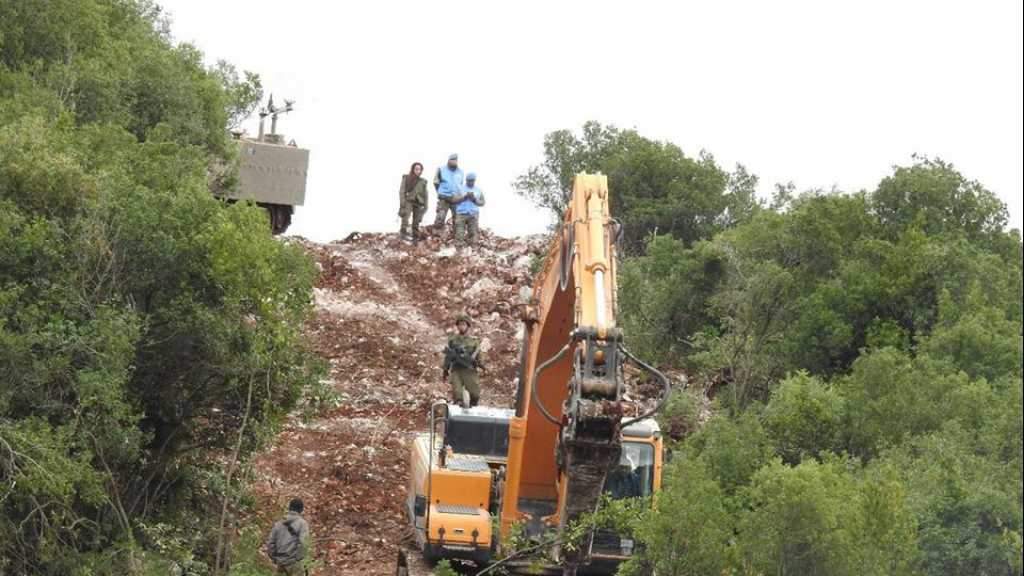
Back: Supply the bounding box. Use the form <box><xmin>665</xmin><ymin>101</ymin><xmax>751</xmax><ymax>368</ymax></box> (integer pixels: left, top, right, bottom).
<box><xmin>161</xmin><ymin>0</ymin><xmax>1023</xmax><ymax>242</ymax></box>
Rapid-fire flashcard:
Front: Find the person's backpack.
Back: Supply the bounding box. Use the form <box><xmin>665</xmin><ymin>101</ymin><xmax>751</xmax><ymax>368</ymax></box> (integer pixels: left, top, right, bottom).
<box><xmin>283</xmin><ymin>519</ymin><xmax>300</xmax><ymax>540</ymax></box>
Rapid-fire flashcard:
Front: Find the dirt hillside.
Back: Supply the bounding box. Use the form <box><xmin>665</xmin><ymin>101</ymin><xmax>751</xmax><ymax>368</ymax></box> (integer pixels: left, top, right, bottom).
<box><xmin>248</xmin><ymin>230</ymin><xmax>548</xmax><ymax>575</ymax></box>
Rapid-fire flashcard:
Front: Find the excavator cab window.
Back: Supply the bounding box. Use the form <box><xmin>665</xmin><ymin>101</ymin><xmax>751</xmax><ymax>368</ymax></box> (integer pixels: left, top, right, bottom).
<box><xmin>603</xmin><ymin>442</ymin><xmax>655</xmax><ymax>499</ymax></box>
<box><xmin>444</xmin><ymin>407</ymin><xmax>511</xmax><ymax>459</ymax></box>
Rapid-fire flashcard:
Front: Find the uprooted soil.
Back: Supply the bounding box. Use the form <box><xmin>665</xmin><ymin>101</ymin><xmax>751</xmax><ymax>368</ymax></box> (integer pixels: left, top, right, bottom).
<box><xmin>246</xmin><ymin>229</ymin><xmax>548</xmax><ymax>575</ymax></box>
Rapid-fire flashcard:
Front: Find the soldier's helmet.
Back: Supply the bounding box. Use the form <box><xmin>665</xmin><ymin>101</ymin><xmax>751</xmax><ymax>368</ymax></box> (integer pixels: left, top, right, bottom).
<box><xmin>455</xmin><ymin>313</ymin><xmax>472</xmax><ymax>326</ymax></box>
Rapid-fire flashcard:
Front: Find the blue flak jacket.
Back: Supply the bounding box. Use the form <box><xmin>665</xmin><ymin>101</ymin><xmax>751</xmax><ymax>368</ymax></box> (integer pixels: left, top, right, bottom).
<box><xmin>435</xmin><ymin>166</ymin><xmax>464</xmax><ymax>198</ymax></box>
<box><xmin>456</xmin><ymin>184</ymin><xmax>485</xmax><ymax>216</ymax></box>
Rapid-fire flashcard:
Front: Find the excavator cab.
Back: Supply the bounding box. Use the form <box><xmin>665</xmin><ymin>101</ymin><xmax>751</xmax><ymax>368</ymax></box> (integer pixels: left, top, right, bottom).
<box><xmin>444</xmin><ymin>404</ymin><xmax>512</xmax><ymax>461</ymax></box>
<box><xmin>589</xmin><ymin>418</ymin><xmax>664</xmax><ymax>568</ymax></box>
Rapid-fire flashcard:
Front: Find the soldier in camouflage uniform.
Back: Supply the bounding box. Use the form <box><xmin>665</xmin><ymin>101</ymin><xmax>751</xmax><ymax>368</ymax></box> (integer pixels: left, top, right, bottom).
<box><xmin>398</xmin><ymin>162</ymin><xmax>429</xmax><ymax>242</ymax></box>
<box><xmin>443</xmin><ymin>314</ymin><xmax>485</xmax><ymax>407</ymax></box>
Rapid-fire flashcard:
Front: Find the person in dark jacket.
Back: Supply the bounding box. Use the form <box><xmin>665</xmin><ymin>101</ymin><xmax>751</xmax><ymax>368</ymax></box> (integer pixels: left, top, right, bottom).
<box><xmin>265</xmin><ymin>498</ymin><xmax>310</xmax><ymax>575</ymax></box>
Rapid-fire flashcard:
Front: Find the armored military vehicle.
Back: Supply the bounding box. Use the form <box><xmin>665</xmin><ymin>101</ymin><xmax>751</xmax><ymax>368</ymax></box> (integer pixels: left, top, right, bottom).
<box><xmin>224</xmin><ymin>96</ymin><xmax>309</xmax><ymax>234</ymax></box>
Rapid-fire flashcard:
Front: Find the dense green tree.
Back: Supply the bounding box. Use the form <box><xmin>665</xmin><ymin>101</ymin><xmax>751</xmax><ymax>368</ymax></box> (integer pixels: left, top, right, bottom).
<box><xmin>513</xmin><ymin>121</ymin><xmax>759</xmax><ymax>253</ymax></box>
<box><xmin>874</xmin><ymin>156</ymin><xmax>1011</xmax><ymax>253</ymax></box>
<box><xmin>619</xmin><ymin>158</ymin><xmax>1021</xmax><ymax>384</ymax></box>
<box><xmin>513</xmin><ymin>121</ymin><xmax>625</xmax><ymax>218</ymax></box>
<box><xmin>0</xmin><ymin>0</ymin><xmax>260</xmax><ymax>156</ymax></box>
<box><xmin>618</xmin><ymin>235</ymin><xmax>725</xmax><ymax>364</ymax></box>
<box><xmin>763</xmin><ymin>372</ymin><xmax>845</xmax><ymax>464</ymax></box>
<box><xmin>516</xmin><ymin>126</ymin><xmax>1024</xmax><ymax>574</ymax></box>
<box><xmin>884</xmin><ymin>418</ymin><xmax>1022</xmax><ymax>576</ymax></box>
<box><xmin>922</xmin><ymin>303</ymin><xmax>1023</xmax><ymax>383</ymax></box>
<box><xmin>738</xmin><ymin>459</ymin><xmax>918</xmax><ymax>576</ymax></box>
<box><xmin>1</xmin><ymin>1</ymin><xmax>312</xmax><ymax>573</ymax></box>
<box><xmin>624</xmin><ymin>458</ymin><xmax>735</xmax><ymax>576</ymax></box>
<box><xmin>683</xmin><ymin>411</ymin><xmax>775</xmax><ymax>496</ymax></box>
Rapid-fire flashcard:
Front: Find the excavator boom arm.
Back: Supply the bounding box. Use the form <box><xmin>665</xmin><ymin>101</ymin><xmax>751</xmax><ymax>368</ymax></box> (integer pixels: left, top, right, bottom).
<box><xmin>501</xmin><ymin>174</ymin><xmax>665</xmax><ymax>574</ymax></box>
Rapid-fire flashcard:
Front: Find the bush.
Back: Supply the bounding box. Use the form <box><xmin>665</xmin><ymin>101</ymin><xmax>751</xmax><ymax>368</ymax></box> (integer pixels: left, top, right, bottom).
<box><xmin>656</xmin><ymin>386</ymin><xmax>703</xmax><ymax>444</ymax></box>
<box><xmin>432</xmin><ymin>559</ymin><xmax>459</xmax><ymax>576</ymax></box>
<box><xmin>738</xmin><ymin>458</ymin><xmax>918</xmax><ymax>576</ymax></box>
<box><xmin>0</xmin><ymin>2</ymin><xmax>311</xmax><ymax>572</ymax></box>
<box><xmin>684</xmin><ymin>411</ymin><xmax>774</xmax><ymax>496</ymax></box>
<box><xmin>629</xmin><ymin>457</ymin><xmax>735</xmax><ymax>576</ymax></box>
<box><xmin>763</xmin><ymin>372</ymin><xmax>845</xmax><ymax>463</ymax></box>
<box><xmin>883</xmin><ymin>417</ymin><xmax>1022</xmax><ymax>576</ymax></box>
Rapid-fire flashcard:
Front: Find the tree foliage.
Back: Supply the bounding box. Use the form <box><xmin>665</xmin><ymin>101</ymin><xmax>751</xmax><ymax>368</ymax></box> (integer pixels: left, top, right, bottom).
<box><xmin>763</xmin><ymin>372</ymin><xmax>845</xmax><ymax>464</ymax></box>
<box><xmin>623</xmin><ymin>458</ymin><xmax>735</xmax><ymax>576</ymax></box>
<box><xmin>1</xmin><ymin>1</ymin><xmax>312</xmax><ymax>573</ymax></box>
<box><xmin>513</xmin><ymin>121</ymin><xmax>759</xmax><ymax>254</ymax></box>
<box><xmin>738</xmin><ymin>458</ymin><xmax>918</xmax><ymax>576</ymax></box>
<box><xmin>627</xmin><ymin>160</ymin><xmax>1020</xmax><ymax>575</ymax></box>
<box><xmin>620</xmin><ymin>161</ymin><xmax>1021</xmax><ymax>385</ymax></box>
<box><xmin>518</xmin><ymin>124</ymin><xmax>1022</xmax><ymax>575</ymax></box>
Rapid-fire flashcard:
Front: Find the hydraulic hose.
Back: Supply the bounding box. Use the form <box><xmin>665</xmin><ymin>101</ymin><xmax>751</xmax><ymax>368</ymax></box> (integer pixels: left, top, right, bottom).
<box><xmin>620</xmin><ymin>345</ymin><xmax>672</xmax><ymax>428</ymax></box>
<box><xmin>530</xmin><ymin>341</ymin><xmax>573</xmax><ymax>426</ymax></box>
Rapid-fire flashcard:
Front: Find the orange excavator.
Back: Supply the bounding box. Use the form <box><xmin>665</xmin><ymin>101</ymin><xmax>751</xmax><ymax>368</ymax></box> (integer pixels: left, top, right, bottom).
<box><xmin>402</xmin><ymin>173</ymin><xmax>670</xmax><ymax>575</ymax></box>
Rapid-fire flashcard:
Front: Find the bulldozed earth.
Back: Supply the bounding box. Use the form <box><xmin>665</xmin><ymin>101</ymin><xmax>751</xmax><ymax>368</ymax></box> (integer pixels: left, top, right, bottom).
<box><xmin>245</xmin><ymin>230</ymin><xmax>548</xmax><ymax>575</ymax></box>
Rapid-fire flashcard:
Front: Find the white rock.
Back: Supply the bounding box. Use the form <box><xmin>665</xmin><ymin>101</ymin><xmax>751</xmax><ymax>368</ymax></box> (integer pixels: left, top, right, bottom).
<box><xmin>466</xmin><ymin>277</ymin><xmax>500</xmax><ymax>297</ymax></box>
<box><xmin>518</xmin><ymin>286</ymin><xmax>533</xmax><ymax>303</ymax></box>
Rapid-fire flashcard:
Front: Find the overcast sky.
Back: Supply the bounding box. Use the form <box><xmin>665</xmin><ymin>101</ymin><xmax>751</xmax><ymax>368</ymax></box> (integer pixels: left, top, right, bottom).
<box><xmin>161</xmin><ymin>0</ymin><xmax>1023</xmax><ymax>242</ymax></box>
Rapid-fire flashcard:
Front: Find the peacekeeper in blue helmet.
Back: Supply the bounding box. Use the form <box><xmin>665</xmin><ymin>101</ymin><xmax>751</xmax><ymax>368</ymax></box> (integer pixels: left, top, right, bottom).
<box><xmin>451</xmin><ymin>171</ymin><xmax>485</xmax><ymax>246</ymax></box>
<box><xmin>432</xmin><ymin>153</ymin><xmax>464</xmax><ymax>232</ymax></box>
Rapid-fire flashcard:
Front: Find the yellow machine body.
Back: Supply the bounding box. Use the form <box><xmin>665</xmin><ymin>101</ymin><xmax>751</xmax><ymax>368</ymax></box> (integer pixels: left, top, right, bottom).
<box><xmin>403</xmin><ymin>175</ymin><xmax>670</xmax><ymax>575</ymax></box>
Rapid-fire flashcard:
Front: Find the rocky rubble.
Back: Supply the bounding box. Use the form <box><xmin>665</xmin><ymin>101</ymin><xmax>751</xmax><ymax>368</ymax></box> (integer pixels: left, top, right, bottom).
<box><xmin>247</xmin><ymin>230</ymin><xmax>548</xmax><ymax>575</ymax></box>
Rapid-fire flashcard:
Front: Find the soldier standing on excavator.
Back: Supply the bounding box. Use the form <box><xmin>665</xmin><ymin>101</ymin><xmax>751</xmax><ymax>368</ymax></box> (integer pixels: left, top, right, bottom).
<box><xmin>442</xmin><ymin>314</ymin><xmax>485</xmax><ymax>407</ymax></box>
